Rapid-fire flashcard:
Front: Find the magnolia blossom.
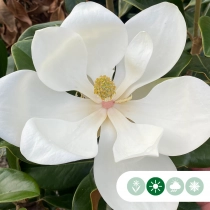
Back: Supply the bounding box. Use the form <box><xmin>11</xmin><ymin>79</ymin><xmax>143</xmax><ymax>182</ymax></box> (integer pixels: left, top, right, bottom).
<box><xmin>0</xmin><ymin>2</ymin><xmax>210</xmax><ymax>210</ymax></box>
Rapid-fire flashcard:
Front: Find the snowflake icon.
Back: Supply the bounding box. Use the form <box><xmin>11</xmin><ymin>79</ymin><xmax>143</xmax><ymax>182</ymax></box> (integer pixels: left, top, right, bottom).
<box><xmin>186</xmin><ymin>177</ymin><xmax>204</xmax><ymax>195</ymax></box>
<box><xmin>189</xmin><ymin>181</ymin><xmax>200</xmax><ymax>192</ymax></box>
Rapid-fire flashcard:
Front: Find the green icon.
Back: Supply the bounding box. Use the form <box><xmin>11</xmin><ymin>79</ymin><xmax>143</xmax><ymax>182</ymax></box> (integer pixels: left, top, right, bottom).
<box><xmin>147</xmin><ymin>177</ymin><xmax>165</xmax><ymax>196</ymax></box>
<box><xmin>166</xmin><ymin>177</ymin><xmax>184</xmax><ymax>195</ymax></box>
<box><xmin>127</xmin><ymin>177</ymin><xmax>145</xmax><ymax>196</ymax></box>
<box><xmin>186</xmin><ymin>177</ymin><xmax>204</xmax><ymax>196</ymax></box>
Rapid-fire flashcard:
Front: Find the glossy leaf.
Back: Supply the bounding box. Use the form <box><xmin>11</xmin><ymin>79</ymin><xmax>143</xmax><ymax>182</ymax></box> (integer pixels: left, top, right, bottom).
<box><xmin>171</xmin><ymin>139</ymin><xmax>210</xmax><ymax>168</ymax></box>
<box><xmin>206</xmin><ymin>4</ymin><xmax>210</xmax><ymax>17</ymax></box>
<box><xmin>6</xmin><ymin>56</ymin><xmax>16</xmax><ymax>75</ymax></box>
<box><xmin>42</xmin><ymin>194</ymin><xmax>73</xmax><ymax>209</ymax></box>
<box><xmin>123</xmin><ymin>0</ymin><xmax>184</xmax><ymax>15</ymax></box>
<box><xmin>0</xmin><ymin>168</ymin><xmax>40</xmax><ymax>202</ymax></box>
<box><xmin>0</xmin><ymin>139</ymin><xmax>32</xmax><ymax>164</ymax></box>
<box><xmin>178</xmin><ymin>202</ymin><xmax>201</xmax><ymax>210</ymax></box>
<box><xmin>164</xmin><ymin>52</ymin><xmax>192</xmax><ymax>77</ymax></box>
<box><xmin>0</xmin><ymin>203</ymin><xmax>15</xmax><ymax>210</ymax></box>
<box><xmin>64</xmin><ymin>0</ymin><xmax>85</xmax><ymax>14</ymax></box>
<box><xmin>184</xmin><ymin>41</ymin><xmax>192</xmax><ymax>51</ymax></box>
<box><xmin>185</xmin><ymin>0</ymin><xmax>210</xmax><ymax>10</ymax></box>
<box><xmin>118</xmin><ymin>0</ymin><xmax>133</xmax><ymax>17</ymax></box>
<box><xmin>182</xmin><ymin>55</ymin><xmax>210</xmax><ymax>81</ymax></box>
<box><xmin>98</xmin><ymin>197</ymin><xmax>107</xmax><ymax>210</ymax></box>
<box><xmin>21</xmin><ymin>160</ymin><xmax>93</xmax><ymax>190</ymax></box>
<box><xmin>72</xmin><ymin>171</ymin><xmax>98</xmax><ymax>210</ymax></box>
<box><xmin>6</xmin><ymin>149</ymin><xmax>20</xmax><ymax>170</ymax></box>
<box><xmin>18</xmin><ymin>21</ymin><xmax>62</xmax><ymax>41</ymax></box>
<box><xmin>0</xmin><ymin>39</ymin><xmax>7</xmax><ymax>78</ymax></box>
<box><xmin>11</xmin><ymin>39</ymin><xmax>35</xmax><ymax>70</ymax></box>
<box><xmin>185</xmin><ymin>10</ymin><xmax>194</xmax><ymax>28</ymax></box>
<box><xmin>199</xmin><ymin>16</ymin><xmax>210</xmax><ymax>57</ymax></box>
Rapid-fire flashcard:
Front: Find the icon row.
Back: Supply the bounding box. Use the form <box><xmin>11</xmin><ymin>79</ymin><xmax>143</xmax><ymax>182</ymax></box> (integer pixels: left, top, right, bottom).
<box><xmin>127</xmin><ymin>177</ymin><xmax>204</xmax><ymax>196</ymax></box>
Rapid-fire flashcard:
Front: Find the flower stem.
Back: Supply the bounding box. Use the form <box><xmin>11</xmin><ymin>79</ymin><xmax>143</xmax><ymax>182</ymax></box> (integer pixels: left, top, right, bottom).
<box><xmin>191</xmin><ymin>0</ymin><xmax>202</xmax><ymax>55</ymax></box>
<box><xmin>193</xmin><ymin>0</ymin><xmax>202</xmax><ymax>37</ymax></box>
<box><xmin>106</xmin><ymin>0</ymin><xmax>114</xmax><ymax>13</ymax></box>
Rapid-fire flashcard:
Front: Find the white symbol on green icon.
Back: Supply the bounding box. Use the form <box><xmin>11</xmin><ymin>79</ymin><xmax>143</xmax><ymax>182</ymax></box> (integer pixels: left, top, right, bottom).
<box><xmin>189</xmin><ymin>181</ymin><xmax>200</xmax><ymax>192</ymax></box>
<box><xmin>186</xmin><ymin>177</ymin><xmax>204</xmax><ymax>195</ymax></box>
<box><xmin>132</xmin><ymin>180</ymin><xmax>140</xmax><ymax>193</ymax></box>
<box><xmin>127</xmin><ymin>177</ymin><xmax>145</xmax><ymax>195</ymax></box>
<box><xmin>146</xmin><ymin>177</ymin><xmax>165</xmax><ymax>195</ymax></box>
<box><xmin>166</xmin><ymin>177</ymin><xmax>184</xmax><ymax>195</ymax></box>
<box><xmin>170</xmin><ymin>181</ymin><xmax>181</xmax><ymax>192</ymax></box>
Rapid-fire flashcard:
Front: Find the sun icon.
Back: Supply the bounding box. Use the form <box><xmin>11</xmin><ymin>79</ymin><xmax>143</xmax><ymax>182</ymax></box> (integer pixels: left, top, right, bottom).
<box><xmin>149</xmin><ymin>180</ymin><xmax>163</xmax><ymax>193</ymax></box>
<box><xmin>147</xmin><ymin>177</ymin><xmax>165</xmax><ymax>195</ymax></box>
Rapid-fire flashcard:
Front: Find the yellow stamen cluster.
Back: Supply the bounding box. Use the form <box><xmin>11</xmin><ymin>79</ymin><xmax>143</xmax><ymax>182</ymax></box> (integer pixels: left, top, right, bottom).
<box><xmin>94</xmin><ymin>75</ymin><xmax>116</xmax><ymax>101</ymax></box>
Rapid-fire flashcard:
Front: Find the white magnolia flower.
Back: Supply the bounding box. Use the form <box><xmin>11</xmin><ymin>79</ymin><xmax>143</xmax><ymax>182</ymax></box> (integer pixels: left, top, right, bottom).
<box><xmin>0</xmin><ymin>1</ymin><xmax>210</xmax><ymax>209</ymax></box>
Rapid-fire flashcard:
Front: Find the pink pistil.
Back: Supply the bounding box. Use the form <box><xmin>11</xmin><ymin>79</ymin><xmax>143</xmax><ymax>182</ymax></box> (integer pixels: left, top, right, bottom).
<box><xmin>102</xmin><ymin>100</ymin><xmax>115</xmax><ymax>109</ymax></box>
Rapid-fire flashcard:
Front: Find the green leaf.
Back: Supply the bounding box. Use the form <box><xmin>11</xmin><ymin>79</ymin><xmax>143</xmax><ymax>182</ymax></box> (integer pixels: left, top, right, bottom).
<box><xmin>0</xmin><ymin>139</ymin><xmax>32</xmax><ymax>164</ymax></box>
<box><xmin>98</xmin><ymin>197</ymin><xmax>107</xmax><ymax>210</ymax></box>
<box><xmin>164</xmin><ymin>52</ymin><xmax>192</xmax><ymax>77</ymax></box>
<box><xmin>177</xmin><ymin>202</ymin><xmax>201</xmax><ymax>210</ymax></box>
<box><xmin>6</xmin><ymin>56</ymin><xmax>16</xmax><ymax>75</ymax></box>
<box><xmin>6</xmin><ymin>149</ymin><xmax>20</xmax><ymax>170</ymax></box>
<box><xmin>0</xmin><ymin>202</ymin><xmax>15</xmax><ymax>210</ymax></box>
<box><xmin>182</xmin><ymin>55</ymin><xmax>210</xmax><ymax>81</ymax></box>
<box><xmin>118</xmin><ymin>0</ymin><xmax>133</xmax><ymax>17</ymax></box>
<box><xmin>199</xmin><ymin>16</ymin><xmax>210</xmax><ymax>57</ymax></box>
<box><xmin>0</xmin><ymin>39</ymin><xmax>7</xmax><ymax>78</ymax></box>
<box><xmin>185</xmin><ymin>10</ymin><xmax>194</xmax><ymax>28</ymax></box>
<box><xmin>123</xmin><ymin>0</ymin><xmax>184</xmax><ymax>15</ymax></box>
<box><xmin>43</xmin><ymin>194</ymin><xmax>73</xmax><ymax>209</ymax></box>
<box><xmin>19</xmin><ymin>21</ymin><xmax>62</xmax><ymax>41</ymax></box>
<box><xmin>21</xmin><ymin>160</ymin><xmax>93</xmax><ymax>190</ymax></box>
<box><xmin>11</xmin><ymin>39</ymin><xmax>35</xmax><ymax>71</ymax></box>
<box><xmin>72</xmin><ymin>171</ymin><xmax>97</xmax><ymax>210</ymax></box>
<box><xmin>64</xmin><ymin>0</ymin><xmax>85</xmax><ymax>14</ymax></box>
<box><xmin>171</xmin><ymin>139</ymin><xmax>210</xmax><ymax>168</ymax></box>
<box><xmin>185</xmin><ymin>0</ymin><xmax>210</xmax><ymax>10</ymax></box>
<box><xmin>206</xmin><ymin>4</ymin><xmax>210</xmax><ymax>17</ymax></box>
<box><xmin>0</xmin><ymin>168</ymin><xmax>40</xmax><ymax>203</ymax></box>
<box><xmin>184</xmin><ymin>41</ymin><xmax>192</xmax><ymax>51</ymax></box>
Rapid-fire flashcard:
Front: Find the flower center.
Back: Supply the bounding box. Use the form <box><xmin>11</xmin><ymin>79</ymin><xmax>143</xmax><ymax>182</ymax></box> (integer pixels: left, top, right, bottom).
<box><xmin>101</xmin><ymin>100</ymin><xmax>115</xmax><ymax>109</ymax></box>
<box><xmin>94</xmin><ymin>75</ymin><xmax>116</xmax><ymax>101</ymax></box>
<box><xmin>94</xmin><ymin>75</ymin><xmax>132</xmax><ymax>109</ymax></box>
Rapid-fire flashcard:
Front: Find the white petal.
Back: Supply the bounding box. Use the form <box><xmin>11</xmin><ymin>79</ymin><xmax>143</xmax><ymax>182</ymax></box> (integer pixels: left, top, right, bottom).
<box><xmin>21</xmin><ymin>109</ymin><xmax>107</xmax><ymax>165</ymax></box>
<box><xmin>61</xmin><ymin>2</ymin><xmax>128</xmax><ymax>82</ymax></box>
<box><xmin>0</xmin><ymin>70</ymin><xmax>100</xmax><ymax>146</ymax></box>
<box><xmin>108</xmin><ymin>108</ymin><xmax>163</xmax><ymax>162</ymax></box>
<box><xmin>114</xmin><ymin>31</ymin><xmax>153</xmax><ymax>100</ymax></box>
<box><xmin>94</xmin><ymin>119</ymin><xmax>178</xmax><ymax>210</ymax></box>
<box><xmin>32</xmin><ymin>27</ymin><xmax>99</xmax><ymax>102</ymax></box>
<box><xmin>117</xmin><ymin>2</ymin><xmax>186</xmax><ymax>97</ymax></box>
<box><xmin>114</xmin><ymin>58</ymin><xmax>125</xmax><ymax>88</ymax></box>
<box><xmin>132</xmin><ymin>78</ymin><xmax>171</xmax><ymax>100</ymax></box>
<box><xmin>116</xmin><ymin>76</ymin><xmax>210</xmax><ymax>156</ymax></box>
